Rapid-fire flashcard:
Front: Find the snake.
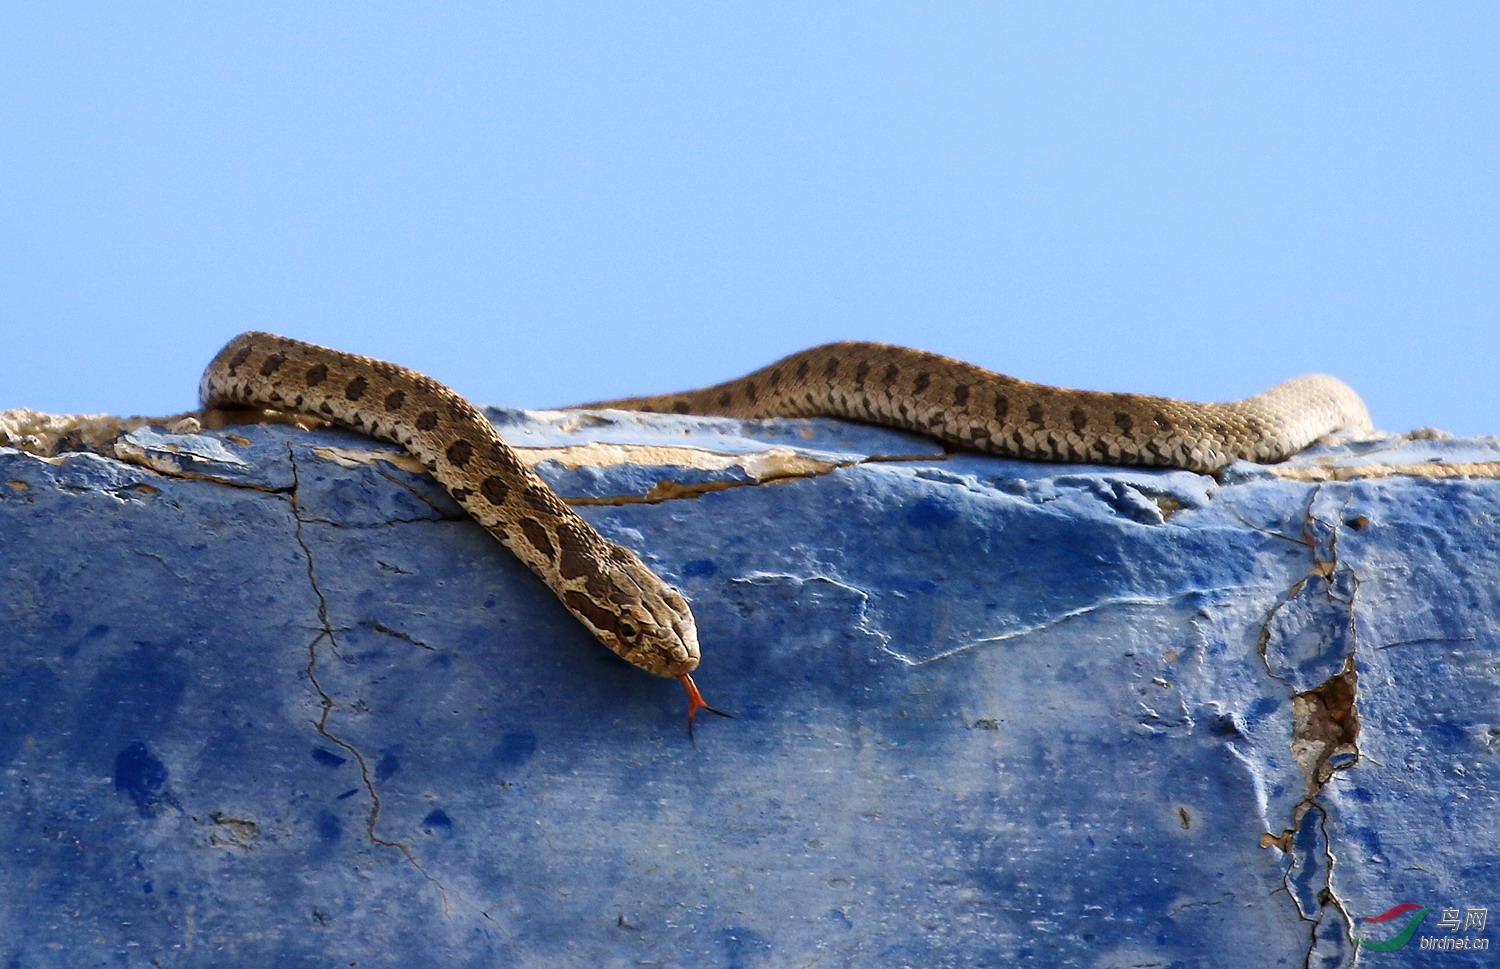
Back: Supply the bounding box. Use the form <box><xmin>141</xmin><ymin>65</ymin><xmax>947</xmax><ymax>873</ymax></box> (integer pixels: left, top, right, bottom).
<box><xmin>202</xmin><ymin>333</ymin><xmax>1371</xmax><ymax>725</ymax></box>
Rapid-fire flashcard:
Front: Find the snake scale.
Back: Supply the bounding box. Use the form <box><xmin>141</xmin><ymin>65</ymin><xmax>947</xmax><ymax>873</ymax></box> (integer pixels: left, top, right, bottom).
<box><xmin>202</xmin><ymin>332</ymin><xmax>1371</xmax><ymax>723</ymax></box>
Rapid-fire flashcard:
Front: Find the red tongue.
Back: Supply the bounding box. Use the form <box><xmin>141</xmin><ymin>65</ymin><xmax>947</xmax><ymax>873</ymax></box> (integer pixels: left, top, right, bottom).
<box><xmin>677</xmin><ymin>673</ymin><xmax>733</xmax><ymax>740</ymax></box>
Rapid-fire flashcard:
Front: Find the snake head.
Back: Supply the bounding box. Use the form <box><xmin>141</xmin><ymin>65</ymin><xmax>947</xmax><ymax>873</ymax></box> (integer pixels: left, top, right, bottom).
<box><xmin>561</xmin><ymin>543</ymin><xmax>700</xmax><ymax>678</ymax></box>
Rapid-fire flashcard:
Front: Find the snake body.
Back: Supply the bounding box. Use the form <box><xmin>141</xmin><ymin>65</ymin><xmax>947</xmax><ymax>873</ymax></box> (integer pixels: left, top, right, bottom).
<box><xmin>579</xmin><ymin>341</ymin><xmax>1372</xmax><ymax>474</ymax></box>
<box><xmin>203</xmin><ymin>333</ymin><xmax>1371</xmax><ymax>707</ymax></box>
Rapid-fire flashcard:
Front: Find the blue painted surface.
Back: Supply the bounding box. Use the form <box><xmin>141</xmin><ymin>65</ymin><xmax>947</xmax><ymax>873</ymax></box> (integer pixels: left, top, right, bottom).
<box><xmin>2</xmin><ymin>413</ymin><xmax>1497</xmax><ymax>967</ymax></box>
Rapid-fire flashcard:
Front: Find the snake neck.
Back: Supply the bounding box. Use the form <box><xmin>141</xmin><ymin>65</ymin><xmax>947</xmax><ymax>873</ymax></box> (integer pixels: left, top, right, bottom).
<box><xmin>201</xmin><ymin>331</ymin><xmax>701</xmax><ymax>678</ymax></box>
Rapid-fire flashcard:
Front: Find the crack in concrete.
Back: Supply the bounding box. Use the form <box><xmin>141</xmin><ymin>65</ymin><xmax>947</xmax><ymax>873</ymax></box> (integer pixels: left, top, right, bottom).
<box><xmin>924</xmin><ymin>587</ymin><xmax>1248</xmax><ymax>667</ymax></box>
<box><xmin>1373</xmin><ymin>634</ymin><xmax>1477</xmax><ymax>650</ymax></box>
<box><xmin>1253</xmin><ymin>485</ymin><xmax>1341</xmax><ymax>687</ymax></box>
<box><xmin>1295</xmin><ymin>802</ymin><xmax>1355</xmax><ymax>968</ymax></box>
<box><xmin>366</xmin><ymin>619</ymin><xmax>437</xmax><ymax>652</ymax></box>
<box><xmin>371</xmin><ymin>465</ymin><xmax>469</xmax><ymax>521</ymax></box>
<box><xmin>285</xmin><ymin>447</ymin><xmax>456</xmax><ymax>918</ymax></box>
<box><xmin>1253</xmin><ymin>482</ymin><xmax>1362</xmax><ymax>967</ymax></box>
<box><xmin>295</xmin><ymin>512</ymin><xmax>463</xmax><ymax>528</ymax></box>
<box><xmin>1310</xmin><ymin>809</ymin><xmax>1355</xmax><ymax>967</ymax></box>
<box><xmin>727</xmin><ymin>571</ymin><xmax>894</xmax><ymax>661</ymax></box>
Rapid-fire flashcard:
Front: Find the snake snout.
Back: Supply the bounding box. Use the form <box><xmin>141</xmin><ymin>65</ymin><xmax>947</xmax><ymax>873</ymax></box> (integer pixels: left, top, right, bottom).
<box><xmin>630</xmin><ymin>644</ymin><xmax>697</xmax><ymax>679</ymax></box>
<box><xmin>650</xmin><ymin>635</ymin><xmax>699</xmax><ymax>679</ymax></box>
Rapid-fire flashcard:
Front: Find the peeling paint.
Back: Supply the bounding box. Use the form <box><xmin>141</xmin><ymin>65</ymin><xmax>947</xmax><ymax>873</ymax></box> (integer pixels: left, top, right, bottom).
<box><xmin>1267</xmin><ymin>461</ymin><xmax>1500</xmax><ymax>481</ymax></box>
<box><xmin>206</xmin><ymin>812</ymin><xmax>260</xmax><ymax>850</ymax></box>
<box><xmin>307</xmin><ymin>439</ymin><xmax>852</xmax><ymax>506</ymax></box>
<box><xmin>1290</xmin><ymin>657</ymin><xmax>1361</xmax><ymax>790</ymax></box>
<box><xmin>518</xmin><ymin>441</ymin><xmax>840</xmax><ymax>478</ymax></box>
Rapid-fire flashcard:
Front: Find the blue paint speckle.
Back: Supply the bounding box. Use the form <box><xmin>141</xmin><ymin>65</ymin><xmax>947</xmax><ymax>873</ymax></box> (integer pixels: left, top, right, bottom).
<box><xmin>421</xmin><ymin>810</ymin><xmax>453</xmax><ymax>836</ymax></box>
<box><xmin>493</xmin><ymin>731</ymin><xmax>538</xmax><ymax>767</ymax></box>
<box><xmin>311</xmin><ymin>748</ymin><xmax>347</xmax><ymax>768</ymax></box>
<box><xmin>1245</xmin><ymin>696</ymin><xmax>1279</xmax><ymax>724</ymax></box>
<box><xmin>113</xmin><ymin>742</ymin><xmax>175</xmax><ymax>817</ymax></box>
<box><xmin>905</xmin><ymin>495</ymin><xmax>959</xmax><ymax>529</ymax></box>
<box><xmin>719</xmin><ymin>925</ymin><xmax>772</xmax><ymax>969</ymax></box>
<box><xmin>315</xmin><ymin>811</ymin><xmax>342</xmax><ymax>844</ymax></box>
<box><xmin>1208</xmin><ymin>713</ymin><xmax>1243</xmax><ymax>738</ymax></box>
<box><xmin>683</xmin><ymin>558</ymin><xmax>719</xmax><ymax>578</ymax></box>
<box><xmin>376</xmin><ymin>751</ymin><xmax>400</xmax><ymax>781</ymax></box>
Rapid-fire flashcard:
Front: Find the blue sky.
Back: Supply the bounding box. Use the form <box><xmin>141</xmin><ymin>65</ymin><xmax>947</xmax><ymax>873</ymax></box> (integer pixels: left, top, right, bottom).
<box><xmin>4</xmin><ymin>4</ymin><xmax>1497</xmax><ymax>436</ymax></box>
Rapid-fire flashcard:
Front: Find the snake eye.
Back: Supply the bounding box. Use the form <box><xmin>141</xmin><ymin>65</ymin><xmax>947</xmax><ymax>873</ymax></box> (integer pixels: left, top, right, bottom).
<box><xmin>617</xmin><ymin>619</ymin><xmax>639</xmax><ymax>641</ymax></box>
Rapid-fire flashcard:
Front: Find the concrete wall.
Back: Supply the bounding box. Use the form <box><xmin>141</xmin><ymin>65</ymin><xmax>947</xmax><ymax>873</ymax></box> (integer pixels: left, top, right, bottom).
<box><xmin>3</xmin><ymin>408</ymin><xmax>1496</xmax><ymax>967</ymax></box>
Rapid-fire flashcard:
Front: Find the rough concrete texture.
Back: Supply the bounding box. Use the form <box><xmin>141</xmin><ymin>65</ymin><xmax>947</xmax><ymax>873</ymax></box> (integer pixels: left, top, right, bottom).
<box><xmin>1</xmin><ymin>406</ymin><xmax>1497</xmax><ymax>968</ymax></box>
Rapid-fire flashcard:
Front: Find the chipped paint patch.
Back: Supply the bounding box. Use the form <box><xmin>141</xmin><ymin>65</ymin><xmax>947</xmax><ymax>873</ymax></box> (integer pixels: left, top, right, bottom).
<box><xmin>309</xmin><ymin>445</ymin><xmax>427</xmax><ymax>473</ymax></box>
<box><xmin>1290</xmin><ymin>657</ymin><xmax>1361</xmax><ymax>790</ymax></box>
<box><xmin>310</xmin><ymin>440</ymin><xmax>841</xmax><ymax>480</ymax></box>
<box><xmin>1267</xmin><ymin>461</ymin><xmax>1500</xmax><ymax>481</ymax></box>
<box><xmin>518</xmin><ymin>441</ymin><xmax>840</xmax><ymax>477</ymax></box>
<box><xmin>0</xmin><ymin>408</ymin><xmax>157</xmax><ymax>455</ymax></box>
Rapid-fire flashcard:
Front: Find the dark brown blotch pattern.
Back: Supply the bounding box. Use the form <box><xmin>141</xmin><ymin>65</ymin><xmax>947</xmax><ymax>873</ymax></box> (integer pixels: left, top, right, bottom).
<box><xmin>480</xmin><ymin>476</ymin><xmax>510</xmax><ymax>505</ymax></box>
<box><xmin>446</xmin><ymin>439</ymin><xmax>474</xmax><ymax>467</ymax></box>
<box><xmin>563</xmin><ymin>589</ymin><xmax>622</xmax><ymax>639</ymax></box>
<box><xmin>556</xmin><ymin>521</ymin><xmax>597</xmax><ymax>580</ymax></box>
<box><xmin>522</xmin><ymin>485</ymin><xmax>558</xmax><ymax>516</ymax></box>
<box><xmin>520</xmin><ymin>518</ymin><xmax>556</xmax><ymax>560</ymax></box>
